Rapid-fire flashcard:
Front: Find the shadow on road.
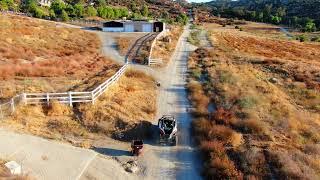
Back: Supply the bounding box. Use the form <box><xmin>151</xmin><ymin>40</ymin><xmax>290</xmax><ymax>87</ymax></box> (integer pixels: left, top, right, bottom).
<box><xmin>92</xmin><ymin>147</ymin><xmax>130</xmax><ymax>156</ymax></box>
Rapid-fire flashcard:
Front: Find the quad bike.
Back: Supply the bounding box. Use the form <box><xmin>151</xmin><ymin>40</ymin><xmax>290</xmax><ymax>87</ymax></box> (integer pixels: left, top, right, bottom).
<box><xmin>158</xmin><ymin>115</ymin><xmax>177</xmax><ymax>146</ymax></box>
<box><xmin>131</xmin><ymin>140</ymin><xmax>143</xmax><ymax>156</ymax></box>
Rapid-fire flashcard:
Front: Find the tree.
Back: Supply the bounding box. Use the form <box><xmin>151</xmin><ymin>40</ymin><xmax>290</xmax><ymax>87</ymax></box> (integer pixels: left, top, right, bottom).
<box><xmin>74</xmin><ymin>3</ymin><xmax>84</xmax><ymax>18</ymax></box>
<box><xmin>33</xmin><ymin>7</ymin><xmax>46</xmax><ymax>18</ymax></box>
<box><xmin>50</xmin><ymin>0</ymin><xmax>65</xmax><ymax>16</ymax></box>
<box><xmin>61</xmin><ymin>10</ymin><xmax>69</xmax><ymax>21</ymax></box>
<box><xmin>130</xmin><ymin>2</ymin><xmax>138</xmax><ymax>13</ymax></box>
<box><xmin>97</xmin><ymin>6</ymin><xmax>107</xmax><ymax>18</ymax></box>
<box><xmin>86</xmin><ymin>6</ymin><xmax>97</xmax><ymax>17</ymax></box>
<box><xmin>65</xmin><ymin>4</ymin><xmax>75</xmax><ymax>18</ymax></box>
<box><xmin>0</xmin><ymin>0</ymin><xmax>9</xmax><ymax>11</ymax></box>
<box><xmin>119</xmin><ymin>7</ymin><xmax>128</xmax><ymax>18</ymax></box>
<box><xmin>131</xmin><ymin>12</ymin><xmax>142</xmax><ymax>20</ymax></box>
<box><xmin>305</xmin><ymin>21</ymin><xmax>316</xmax><ymax>32</ymax></box>
<box><xmin>49</xmin><ymin>9</ymin><xmax>56</xmax><ymax>19</ymax></box>
<box><xmin>105</xmin><ymin>6</ymin><xmax>114</xmax><ymax>19</ymax></box>
<box><xmin>176</xmin><ymin>13</ymin><xmax>188</xmax><ymax>25</ymax></box>
<box><xmin>271</xmin><ymin>15</ymin><xmax>281</xmax><ymax>24</ymax></box>
<box><xmin>0</xmin><ymin>0</ymin><xmax>16</xmax><ymax>11</ymax></box>
<box><xmin>113</xmin><ymin>7</ymin><xmax>120</xmax><ymax>19</ymax></box>
<box><xmin>97</xmin><ymin>0</ymin><xmax>106</xmax><ymax>7</ymax></box>
<box><xmin>141</xmin><ymin>4</ymin><xmax>149</xmax><ymax>17</ymax></box>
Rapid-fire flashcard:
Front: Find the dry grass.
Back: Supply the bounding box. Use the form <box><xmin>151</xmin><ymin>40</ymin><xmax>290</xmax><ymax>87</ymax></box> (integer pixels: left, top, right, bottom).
<box><xmin>1</xmin><ymin>102</ymin><xmax>89</xmax><ymax>142</ymax></box>
<box><xmin>0</xmin><ymin>14</ymin><xmax>119</xmax><ymax>99</ymax></box>
<box><xmin>0</xmin><ymin>159</ymin><xmax>32</xmax><ymax>179</ymax></box>
<box><xmin>151</xmin><ymin>26</ymin><xmax>183</xmax><ymax>65</ymax></box>
<box><xmin>115</xmin><ymin>36</ymin><xmax>137</xmax><ymax>56</ymax></box>
<box><xmin>0</xmin><ymin>69</ymin><xmax>157</xmax><ymax>143</ymax></box>
<box><xmin>187</xmin><ymin>22</ymin><xmax>320</xmax><ymax>178</ymax></box>
<box><xmin>78</xmin><ymin>68</ymin><xmax>157</xmax><ymax>139</ymax></box>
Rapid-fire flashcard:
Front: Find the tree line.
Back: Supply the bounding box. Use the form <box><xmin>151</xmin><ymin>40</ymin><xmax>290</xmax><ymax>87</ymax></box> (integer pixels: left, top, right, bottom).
<box><xmin>0</xmin><ymin>0</ymin><xmax>188</xmax><ymax>25</ymax></box>
<box><xmin>206</xmin><ymin>0</ymin><xmax>319</xmax><ymax>32</ymax></box>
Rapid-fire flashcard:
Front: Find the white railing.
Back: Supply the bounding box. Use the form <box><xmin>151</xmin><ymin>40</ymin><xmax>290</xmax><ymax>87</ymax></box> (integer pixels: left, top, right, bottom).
<box><xmin>0</xmin><ymin>64</ymin><xmax>128</xmax><ymax>119</ymax></box>
<box><xmin>148</xmin><ymin>30</ymin><xmax>168</xmax><ymax>66</ymax></box>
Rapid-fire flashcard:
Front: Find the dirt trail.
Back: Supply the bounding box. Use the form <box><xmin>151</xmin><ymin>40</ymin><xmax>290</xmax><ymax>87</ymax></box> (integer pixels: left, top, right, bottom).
<box><xmin>135</xmin><ymin>24</ymin><xmax>202</xmax><ymax>180</ymax></box>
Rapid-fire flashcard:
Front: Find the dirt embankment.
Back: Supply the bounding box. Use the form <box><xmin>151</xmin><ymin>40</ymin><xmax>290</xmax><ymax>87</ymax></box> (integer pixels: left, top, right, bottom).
<box><xmin>187</xmin><ymin>24</ymin><xmax>320</xmax><ymax>179</ymax></box>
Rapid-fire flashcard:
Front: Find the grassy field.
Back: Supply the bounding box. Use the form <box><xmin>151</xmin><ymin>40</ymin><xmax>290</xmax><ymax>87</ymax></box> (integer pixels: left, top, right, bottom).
<box><xmin>151</xmin><ymin>26</ymin><xmax>183</xmax><ymax>66</ymax></box>
<box><xmin>0</xmin><ymin>14</ymin><xmax>119</xmax><ymax>100</ymax></box>
<box><xmin>1</xmin><ymin>69</ymin><xmax>157</xmax><ymax>145</ymax></box>
<box><xmin>188</xmin><ymin>23</ymin><xmax>320</xmax><ymax>179</ymax></box>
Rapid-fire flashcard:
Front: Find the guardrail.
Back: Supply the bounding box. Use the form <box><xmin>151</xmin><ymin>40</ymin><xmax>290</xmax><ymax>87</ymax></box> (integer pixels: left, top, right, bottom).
<box><xmin>0</xmin><ymin>64</ymin><xmax>128</xmax><ymax>119</ymax></box>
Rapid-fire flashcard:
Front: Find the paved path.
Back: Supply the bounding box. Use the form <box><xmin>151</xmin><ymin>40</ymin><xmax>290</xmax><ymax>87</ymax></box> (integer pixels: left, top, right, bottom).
<box><xmin>0</xmin><ymin>128</ymin><xmax>131</xmax><ymax>180</ymax></box>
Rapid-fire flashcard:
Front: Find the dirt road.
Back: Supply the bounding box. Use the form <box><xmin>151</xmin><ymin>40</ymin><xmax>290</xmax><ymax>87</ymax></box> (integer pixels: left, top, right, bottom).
<box><xmin>133</xmin><ymin>24</ymin><xmax>202</xmax><ymax>180</ymax></box>
<box><xmin>0</xmin><ymin>21</ymin><xmax>203</xmax><ymax>179</ymax></box>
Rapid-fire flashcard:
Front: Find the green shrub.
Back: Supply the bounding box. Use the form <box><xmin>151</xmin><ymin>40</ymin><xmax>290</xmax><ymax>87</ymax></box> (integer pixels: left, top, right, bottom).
<box><xmin>296</xmin><ymin>35</ymin><xmax>307</xmax><ymax>42</ymax></box>
<box><xmin>190</xmin><ymin>69</ymin><xmax>202</xmax><ymax>80</ymax></box>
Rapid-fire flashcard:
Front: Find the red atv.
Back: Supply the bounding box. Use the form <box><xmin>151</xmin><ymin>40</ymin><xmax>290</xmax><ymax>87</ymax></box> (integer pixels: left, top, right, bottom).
<box><xmin>131</xmin><ymin>140</ymin><xmax>144</xmax><ymax>156</ymax></box>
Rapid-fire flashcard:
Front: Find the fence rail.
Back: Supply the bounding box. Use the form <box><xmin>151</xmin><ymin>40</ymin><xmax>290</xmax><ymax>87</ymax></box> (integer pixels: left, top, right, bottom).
<box><xmin>0</xmin><ymin>64</ymin><xmax>128</xmax><ymax>119</ymax></box>
<box><xmin>148</xmin><ymin>30</ymin><xmax>168</xmax><ymax>66</ymax></box>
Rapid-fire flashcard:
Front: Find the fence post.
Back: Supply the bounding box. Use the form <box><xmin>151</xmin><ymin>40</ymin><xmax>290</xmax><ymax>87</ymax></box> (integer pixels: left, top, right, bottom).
<box><xmin>10</xmin><ymin>98</ymin><xmax>15</xmax><ymax>114</ymax></box>
<box><xmin>22</xmin><ymin>93</ymin><xmax>26</xmax><ymax>105</ymax></box>
<box><xmin>46</xmin><ymin>93</ymin><xmax>50</xmax><ymax>106</ymax></box>
<box><xmin>0</xmin><ymin>105</ymin><xmax>3</xmax><ymax>120</ymax></box>
<box><xmin>68</xmin><ymin>92</ymin><xmax>73</xmax><ymax>107</ymax></box>
<box><xmin>91</xmin><ymin>91</ymin><xmax>95</xmax><ymax>105</ymax></box>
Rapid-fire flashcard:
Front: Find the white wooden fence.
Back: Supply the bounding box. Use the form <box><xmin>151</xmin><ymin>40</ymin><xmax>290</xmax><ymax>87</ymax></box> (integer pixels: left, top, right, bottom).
<box><xmin>148</xmin><ymin>30</ymin><xmax>168</xmax><ymax>66</ymax></box>
<box><xmin>0</xmin><ymin>64</ymin><xmax>128</xmax><ymax>119</ymax></box>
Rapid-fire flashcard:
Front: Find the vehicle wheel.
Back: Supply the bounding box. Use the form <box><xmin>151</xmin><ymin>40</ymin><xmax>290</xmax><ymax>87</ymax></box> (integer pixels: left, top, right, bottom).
<box><xmin>171</xmin><ymin>137</ymin><xmax>177</xmax><ymax>146</ymax></box>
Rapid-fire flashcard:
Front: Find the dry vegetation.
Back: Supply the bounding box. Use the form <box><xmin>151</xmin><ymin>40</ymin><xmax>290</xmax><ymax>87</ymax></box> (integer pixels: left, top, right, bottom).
<box><xmin>151</xmin><ymin>26</ymin><xmax>183</xmax><ymax>65</ymax></box>
<box><xmin>0</xmin><ymin>159</ymin><xmax>31</xmax><ymax>179</ymax></box>
<box><xmin>188</xmin><ymin>23</ymin><xmax>320</xmax><ymax>179</ymax></box>
<box><xmin>0</xmin><ymin>14</ymin><xmax>119</xmax><ymax>100</ymax></box>
<box><xmin>115</xmin><ymin>36</ymin><xmax>138</xmax><ymax>56</ymax></box>
<box><xmin>1</xmin><ymin>69</ymin><xmax>157</xmax><ymax>144</ymax></box>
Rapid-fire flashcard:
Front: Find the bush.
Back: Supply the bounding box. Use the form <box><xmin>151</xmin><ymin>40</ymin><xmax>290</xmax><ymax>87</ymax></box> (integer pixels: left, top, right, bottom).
<box><xmin>236</xmin><ymin>96</ymin><xmax>257</xmax><ymax>109</ymax></box>
<box><xmin>200</xmin><ymin>141</ymin><xmax>225</xmax><ymax>156</ymax></box>
<box><xmin>236</xmin><ymin>119</ymin><xmax>266</xmax><ymax>134</ymax></box>
<box><xmin>218</xmin><ymin>70</ymin><xmax>236</xmax><ymax>84</ymax></box>
<box><xmin>310</xmin><ymin>36</ymin><xmax>320</xmax><ymax>42</ymax></box>
<box><xmin>47</xmin><ymin>100</ymin><xmax>72</xmax><ymax>116</ymax></box>
<box><xmin>86</xmin><ymin>6</ymin><xmax>97</xmax><ymax>17</ymax></box>
<box><xmin>211</xmin><ymin>107</ymin><xmax>235</xmax><ymax>125</ymax></box>
<box><xmin>296</xmin><ymin>35</ymin><xmax>307</xmax><ymax>42</ymax></box>
<box><xmin>205</xmin><ymin>156</ymin><xmax>243</xmax><ymax>179</ymax></box>
<box><xmin>61</xmin><ymin>10</ymin><xmax>69</xmax><ymax>21</ymax></box>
